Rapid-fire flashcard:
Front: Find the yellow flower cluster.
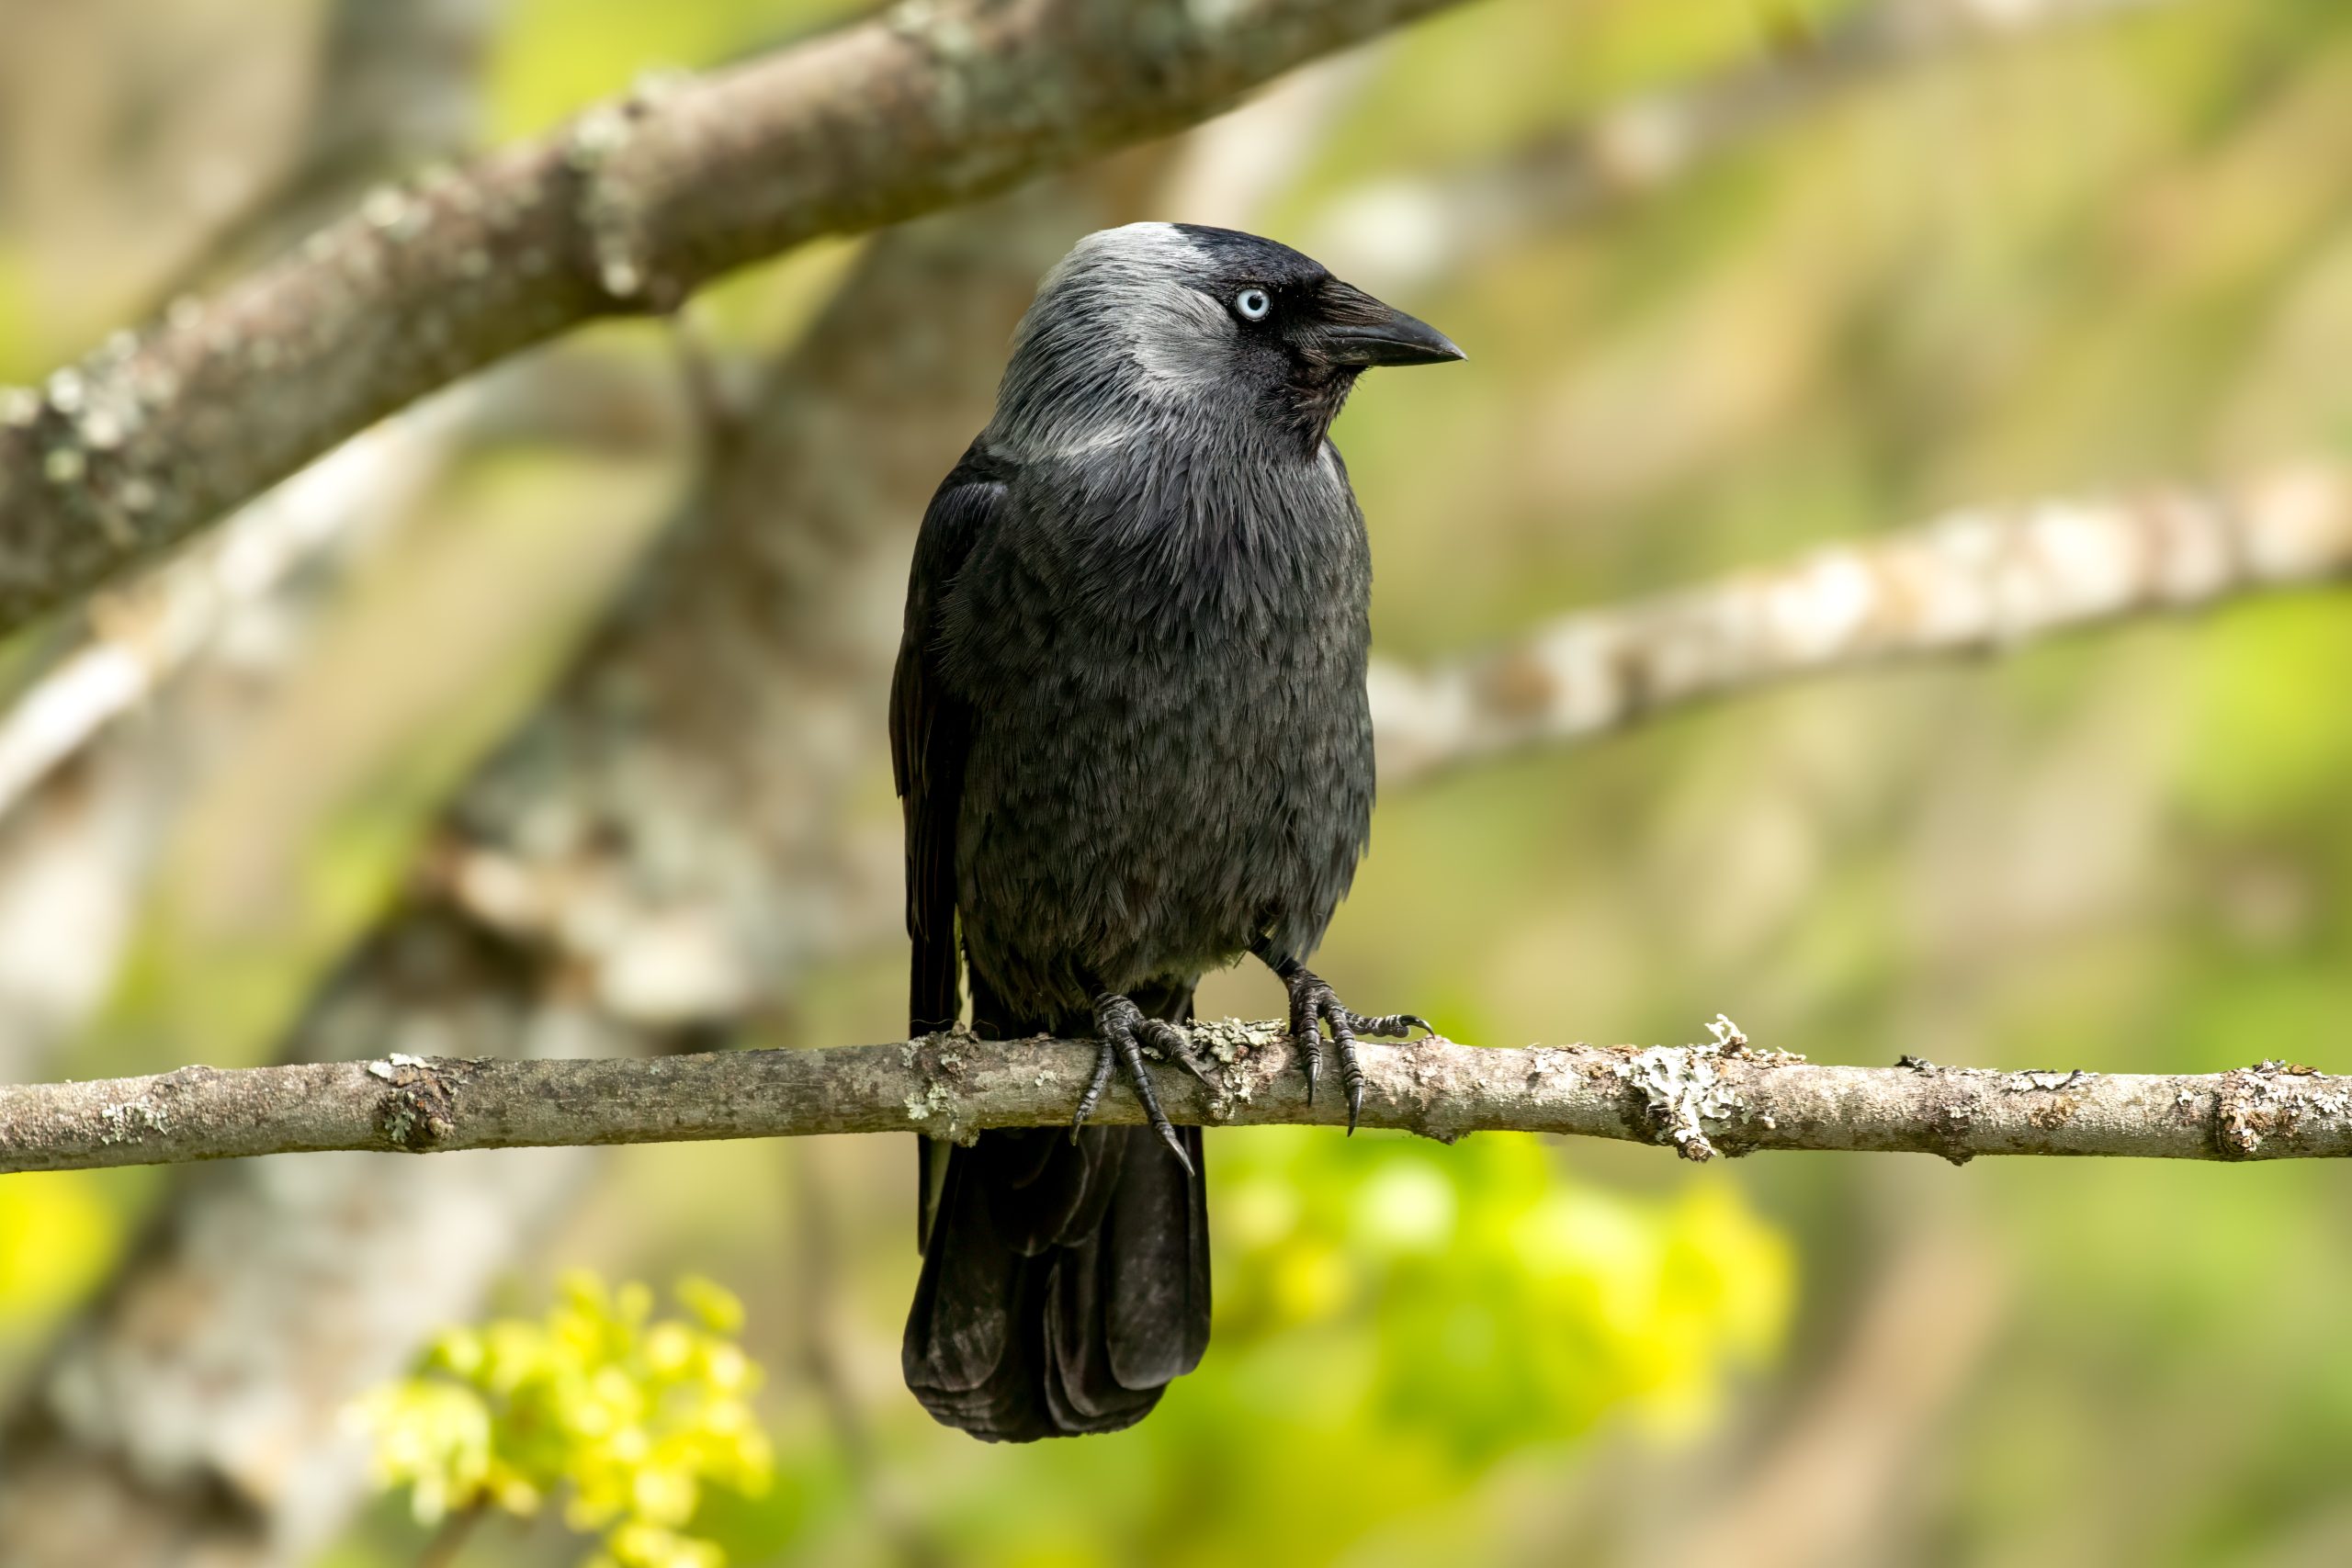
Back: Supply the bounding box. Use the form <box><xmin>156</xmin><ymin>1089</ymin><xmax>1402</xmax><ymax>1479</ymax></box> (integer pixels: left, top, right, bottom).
<box><xmin>355</xmin><ymin>1271</ymin><xmax>773</xmax><ymax>1568</ymax></box>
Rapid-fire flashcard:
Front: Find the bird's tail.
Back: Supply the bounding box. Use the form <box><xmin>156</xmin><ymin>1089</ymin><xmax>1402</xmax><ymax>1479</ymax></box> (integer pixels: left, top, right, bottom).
<box><xmin>902</xmin><ymin>981</ymin><xmax>1210</xmax><ymax>1441</ymax></box>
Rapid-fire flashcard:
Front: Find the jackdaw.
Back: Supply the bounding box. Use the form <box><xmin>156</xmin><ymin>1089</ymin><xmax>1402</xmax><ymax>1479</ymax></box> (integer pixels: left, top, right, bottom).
<box><xmin>893</xmin><ymin>222</ymin><xmax>1463</xmax><ymax>1440</ymax></box>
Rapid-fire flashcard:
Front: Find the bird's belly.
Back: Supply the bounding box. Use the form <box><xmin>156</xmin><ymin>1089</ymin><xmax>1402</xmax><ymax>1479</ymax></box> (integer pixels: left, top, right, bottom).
<box><xmin>956</xmin><ymin>640</ymin><xmax>1369</xmax><ymax>1013</ymax></box>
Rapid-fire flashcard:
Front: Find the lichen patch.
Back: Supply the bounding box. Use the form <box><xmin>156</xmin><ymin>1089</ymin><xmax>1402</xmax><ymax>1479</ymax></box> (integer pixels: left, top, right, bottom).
<box><xmin>372</xmin><ymin>1055</ymin><xmax>465</xmax><ymax>1150</ymax></box>
<box><xmin>97</xmin><ymin>1100</ymin><xmax>169</xmax><ymax>1145</ymax></box>
<box><xmin>2215</xmin><ymin>1061</ymin><xmax>2352</xmax><ymax>1157</ymax></box>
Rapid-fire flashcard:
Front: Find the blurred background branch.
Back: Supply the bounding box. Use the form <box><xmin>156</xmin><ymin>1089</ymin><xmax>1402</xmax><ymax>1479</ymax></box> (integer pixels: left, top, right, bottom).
<box><xmin>1373</xmin><ymin>465</ymin><xmax>2352</xmax><ymax>783</ymax></box>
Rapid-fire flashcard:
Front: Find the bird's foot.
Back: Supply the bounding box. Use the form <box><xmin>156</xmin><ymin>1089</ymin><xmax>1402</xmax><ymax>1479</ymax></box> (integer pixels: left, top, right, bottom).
<box><xmin>1281</xmin><ymin>966</ymin><xmax>1431</xmax><ymax>1134</ymax></box>
<box><xmin>1071</xmin><ymin>992</ymin><xmax>1212</xmax><ymax>1173</ymax></box>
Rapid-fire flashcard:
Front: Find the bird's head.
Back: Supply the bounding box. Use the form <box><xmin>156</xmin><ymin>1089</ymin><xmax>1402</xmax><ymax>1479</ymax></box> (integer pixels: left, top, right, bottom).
<box><xmin>990</xmin><ymin>222</ymin><xmax>1464</xmax><ymax>459</ymax></box>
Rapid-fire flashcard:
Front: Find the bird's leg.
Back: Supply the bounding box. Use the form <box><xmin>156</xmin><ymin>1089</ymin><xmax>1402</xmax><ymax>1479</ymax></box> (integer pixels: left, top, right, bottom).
<box><xmin>1251</xmin><ymin>941</ymin><xmax>1431</xmax><ymax>1134</ymax></box>
<box><xmin>1070</xmin><ymin>990</ymin><xmax>1205</xmax><ymax>1174</ymax></box>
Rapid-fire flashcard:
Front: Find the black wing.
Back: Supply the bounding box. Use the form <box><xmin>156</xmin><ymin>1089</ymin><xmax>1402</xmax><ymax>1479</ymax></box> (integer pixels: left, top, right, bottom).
<box><xmin>893</xmin><ymin>448</ymin><xmax>1006</xmax><ymax>1249</ymax></box>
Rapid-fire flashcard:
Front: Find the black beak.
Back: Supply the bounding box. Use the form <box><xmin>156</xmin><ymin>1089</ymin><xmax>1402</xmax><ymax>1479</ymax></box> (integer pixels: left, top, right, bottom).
<box><xmin>1316</xmin><ymin>280</ymin><xmax>1466</xmax><ymax>368</ymax></box>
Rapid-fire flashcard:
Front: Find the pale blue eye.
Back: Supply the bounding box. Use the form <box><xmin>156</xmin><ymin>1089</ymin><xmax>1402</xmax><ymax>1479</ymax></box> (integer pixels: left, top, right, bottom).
<box><xmin>1234</xmin><ymin>288</ymin><xmax>1272</xmax><ymax>321</ymax></box>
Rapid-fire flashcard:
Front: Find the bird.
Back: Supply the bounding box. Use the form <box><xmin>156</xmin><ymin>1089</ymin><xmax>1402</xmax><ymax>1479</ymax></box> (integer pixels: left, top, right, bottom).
<box><xmin>892</xmin><ymin>222</ymin><xmax>1463</xmax><ymax>1441</ymax></box>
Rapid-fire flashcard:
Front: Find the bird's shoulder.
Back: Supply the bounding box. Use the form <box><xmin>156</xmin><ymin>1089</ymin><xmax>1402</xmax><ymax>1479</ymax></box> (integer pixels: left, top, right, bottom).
<box><xmin>913</xmin><ymin>443</ymin><xmax>1016</xmax><ymax>559</ymax></box>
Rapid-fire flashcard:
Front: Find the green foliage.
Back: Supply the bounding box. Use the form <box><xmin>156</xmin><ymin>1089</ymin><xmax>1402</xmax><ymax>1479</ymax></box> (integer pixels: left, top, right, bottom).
<box><xmin>1215</xmin><ymin>1129</ymin><xmax>1792</xmax><ymax>1454</ymax></box>
<box><xmin>2182</xmin><ymin>598</ymin><xmax>2352</xmax><ymax>829</ymax></box>
<box><xmin>356</xmin><ymin>1273</ymin><xmax>773</xmax><ymax>1568</ymax></box>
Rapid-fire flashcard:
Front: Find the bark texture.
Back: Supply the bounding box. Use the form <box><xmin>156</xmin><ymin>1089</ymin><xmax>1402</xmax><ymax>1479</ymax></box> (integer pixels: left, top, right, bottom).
<box><xmin>3</xmin><ymin>1021</ymin><xmax>2347</xmax><ymax>1168</ymax></box>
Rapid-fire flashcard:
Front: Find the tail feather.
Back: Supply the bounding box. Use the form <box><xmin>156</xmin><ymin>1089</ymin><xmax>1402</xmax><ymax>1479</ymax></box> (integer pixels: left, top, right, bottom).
<box><xmin>903</xmin><ymin>987</ymin><xmax>1210</xmax><ymax>1441</ymax></box>
<box><xmin>1102</xmin><ymin>1122</ymin><xmax>1210</xmax><ymax>1390</ymax></box>
<box><xmin>1042</xmin><ymin>1201</ymin><xmax>1179</xmax><ymax>1432</ymax></box>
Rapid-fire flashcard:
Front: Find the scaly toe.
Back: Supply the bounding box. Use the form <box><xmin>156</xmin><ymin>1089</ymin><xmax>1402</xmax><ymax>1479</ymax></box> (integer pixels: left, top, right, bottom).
<box><xmin>1099</xmin><ymin>998</ymin><xmax>1193</xmax><ymax>1172</ymax></box>
<box><xmin>1290</xmin><ymin>1012</ymin><xmax>1325</xmax><ymax>1105</ymax></box>
<box><xmin>1143</xmin><ymin>1020</ymin><xmax>1218</xmax><ymax>1089</ymax></box>
<box><xmin>1072</xmin><ymin>1035</ymin><xmax>1118</xmax><ymax>1139</ymax></box>
<box><xmin>1336</xmin><ymin>1043</ymin><xmax>1364</xmax><ymax>1135</ymax></box>
<box><xmin>1128</xmin><ymin>1050</ymin><xmax>1193</xmax><ymax>1173</ymax></box>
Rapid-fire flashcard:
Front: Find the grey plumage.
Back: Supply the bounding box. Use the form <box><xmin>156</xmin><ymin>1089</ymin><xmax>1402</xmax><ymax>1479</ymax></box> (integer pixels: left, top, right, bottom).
<box><xmin>894</xmin><ymin>222</ymin><xmax>1461</xmax><ymax>1441</ymax></box>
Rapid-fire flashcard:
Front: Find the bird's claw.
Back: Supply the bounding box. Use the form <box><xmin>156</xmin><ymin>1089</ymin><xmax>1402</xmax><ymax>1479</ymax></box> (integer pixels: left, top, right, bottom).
<box><xmin>1072</xmin><ymin>993</ymin><xmax>1196</xmax><ymax>1175</ymax></box>
<box><xmin>1281</xmin><ymin>968</ymin><xmax>1431</xmax><ymax>1135</ymax></box>
<box><xmin>1147</xmin><ymin>1020</ymin><xmax>1222</xmax><ymax>1090</ymax></box>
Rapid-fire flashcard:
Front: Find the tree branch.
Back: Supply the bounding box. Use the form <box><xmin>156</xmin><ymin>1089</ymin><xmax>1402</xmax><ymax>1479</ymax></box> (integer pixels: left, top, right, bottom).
<box><xmin>0</xmin><ymin>0</ymin><xmax>1465</xmax><ymax>641</ymax></box>
<box><xmin>5</xmin><ymin>1021</ymin><xmax>2347</xmax><ymax>1173</ymax></box>
<box><xmin>1371</xmin><ymin>466</ymin><xmax>2352</xmax><ymax>783</ymax></box>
